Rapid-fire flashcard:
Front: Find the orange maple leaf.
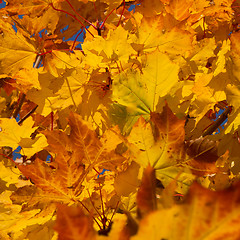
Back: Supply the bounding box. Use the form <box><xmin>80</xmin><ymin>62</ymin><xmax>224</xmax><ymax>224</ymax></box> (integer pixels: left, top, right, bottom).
<box><xmin>132</xmin><ymin>181</ymin><xmax>240</xmax><ymax>240</ymax></box>
<box><xmin>55</xmin><ymin>204</ymin><xmax>96</xmax><ymax>240</ymax></box>
<box><xmin>16</xmin><ymin>112</ymin><xmax>125</xmax><ymax>203</ymax></box>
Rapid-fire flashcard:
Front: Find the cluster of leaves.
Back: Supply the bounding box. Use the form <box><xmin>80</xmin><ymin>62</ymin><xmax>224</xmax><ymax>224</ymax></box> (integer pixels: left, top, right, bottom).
<box><xmin>1</xmin><ymin>0</ymin><xmax>240</xmax><ymax>239</ymax></box>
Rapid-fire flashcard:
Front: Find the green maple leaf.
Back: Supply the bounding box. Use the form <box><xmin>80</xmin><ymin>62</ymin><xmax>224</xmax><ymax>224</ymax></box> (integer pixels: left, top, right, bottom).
<box><xmin>111</xmin><ymin>50</ymin><xmax>179</xmax><ymax>133</ymax></box>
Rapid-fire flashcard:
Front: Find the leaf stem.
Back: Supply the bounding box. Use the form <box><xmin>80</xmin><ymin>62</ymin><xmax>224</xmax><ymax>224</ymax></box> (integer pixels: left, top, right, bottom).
<box><xmin>108</xmin><ymin>200</ymin><xmax>119</xmax><ymax>224</ymax></box>
<box><xmin>0</xmin><ymin>153</ymin><xmax>16</xmax><ymax>164</ymax></box>
<box><xmin>65</xmin><ymin>0</ymin><xmax>97</xmax><ymax>30</ymax></box>
<box><xmin>33</xmin><ymin>55</ymin><xmax>42</xmax><ymax>68</ymax></box>
<box><xmin>99</xmin><ymin>184</ymin><xmax>106</xmax><ymax>229</ymax></box>
<box><xmin>50</xmin><ymin>111</ymin><xmax>54</xmax><ymax>131</ymax></box>
<box><xmin>87</xmin><ymin>189</ymin><xmax>103</xmax><ymax>221</ymax></box>
<box><xmin>49</xmin><ymin>3</ymin><xmax>94</xmax><ymax>37</ymax></box>
<box><xmin>18</xmin><ymin>105</ymin><xmax>38</xmax><ymax>125</ymax></box>
<box><xmin>65</xmin><ymin>77</ymin><xmax>77</xmax><ymax>110</ymax></box>
<box><xmin>116</xmin><ymin>0</ymin><xmax>125</xmax><ymax>27</ymax></box>
<box><xmin>99</xmin><ymin>8</ymin><xmax>116</xmax><ymax>29</ymax></box>
<box><xmin>70</xmin><ymin>28</ymin><xmax>84</xmax><ymax>51</ymax></box>
<box><xmin>12</xmin><ymin>93</ymin><xmax>26</xmax><ymax>119</ymax></box>
<box><xmin>78</xmin><ymin>200</ymin><xmax>103</xmax><ymax>230</ymax></box>
<box><xmin>93</xmin><ymin>167</ymin><xmax>101</xmax><ymax>175</ymax></box>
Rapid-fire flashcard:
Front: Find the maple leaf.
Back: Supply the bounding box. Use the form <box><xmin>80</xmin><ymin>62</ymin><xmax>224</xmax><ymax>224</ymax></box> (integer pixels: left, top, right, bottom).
<box><xmin>129</xmin><ymin>13</ymin><xmax>193</xmax><ymax>55</ymax></box>
<box><xmin>54</xmin><ymin>205</ymin><xmax>131</xmax><ymax>240</ymax></box>
<box><xmin>136</xmin><ymin>165</ymin><xmax>157</xmax><ymax>218</ymax></box>
<box><xmin>128</xmin><ymin>104</ymin><xmax>225</xmax><ymax>193</ymax></box>
<box><xmin>0</xmin><ymin>19</ymin><xmax>37</xmax><ymax>76</ymax></box>
<box><xmin>230</xmin><ymin>32</ymin><xmax>240</xmax><ymax>83</ymax></box>
<box><xmin>46</xmin><ymin>67</ymin><xmax>87</xmax><ymax>110</ymax></box>
<box><xmin>10</xmin><ymin>9</ymin><xmax>59</xmax><ymax>38</ymax></box>
<box><xmin>82</xmin><ymin>26</ymin><xmax>135</xmax><ymax>65</ymax></box>
<box><xmin>0</xmin><ymin>0</ymin><xmax>239</xmax><ymax>238</ymax></box>
<box><xmin>67</xmin><ymin>112</ymin><xmax>125</xmax><ymax>171</ymax></box>
<box><xmin>14</xmin><ymin>68</ymin><xmax>41</xmax><ymax>93</ymax></box>
<box><xmin>135</xmin><ymin>0</ymin><xmax>165</xmax><ymax>17</ymax></box>
<box><xmin>190</xmin><ymin>38</ymin><xmax>216</xmax><ymax>69</ymax></box>
<box><xmin>26</xmin><ymin>66</ymin><xmax>86</xmax><ymax>116</ymax></box>
<box><xmin>0</xmin><ymin>188</ymin><xmax>56</xmax><ymax>240</ymax></box>
<box><xmin>188</xmin><ymin>73</ymin><xmax>226</xmax><ymax>123</ymax></box>
<box><xmin>54</xmin><ymin>204</ymin><xmax>96</xmax><ymax>240</ymax></box>
<box><xmin>126</xmin><ymin>105</ymin><xmax>195</xmax><ymax>193</ymax></box>
<box><xmin>15</xmin><ymin>112</ymin><xmax>125</xmax><ymax>206</ymax></box>
<box><xmin>0</xmin><ymin>161</ymin><xmax>21</xmax><ymax>187</ymax></box>
<box><xmin>0</xmin><ymin>117</ymin><xmax>48</xmax><ymax>157</ymax></box>
<box><xmin>131</xmin><ymin>181</ymin><xmax>240</xmax><ymax>240</ymax></box>
<box><xmin>111</xmin><ymin>50</ymin><xmax>179</xmax><ymax>133</ymax></box>
<box><xmin>165</xmin><ymin>0</ymin><xmax>193</xmax><ymax>21</ymax></box>
<box><xmin>42</xmin><ymin>50</ymin><xmax>81</xmax><ymax>78</ymax></box>
<box><xmin>53</xmin><ymin>0</ymin><xmax>118</xmax><ymax>39</ymax></box>
<box><xmin>114</xmin><ymin>162</ymin><xmax>140</xmax><ymax>197</ymax></box>
<box><xmin>1</xmin><ymin>0</ymin><xmax>64</xmax><ymax>17</ymax></box>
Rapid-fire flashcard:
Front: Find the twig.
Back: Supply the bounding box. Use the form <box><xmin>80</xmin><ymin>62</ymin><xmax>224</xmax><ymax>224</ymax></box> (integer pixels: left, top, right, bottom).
<box><xmin>117</xmin><ymin>0</ymin><xmax>125</xmax><ymax>27</ymax></box>
<box><xmin>12</xmin><ymin>93</ymin><xmax>26</xmax><ymax>119</ymax></box>
<box><xmin>17</xmin><ymin>105</ymin><xmax>38</xmax><ymax>125</ymax></box>
<box><xmin>15</xmin><ymin>55</ymin><xmax>41</xmax><ymax>124</ymax></box>
<box><xmin>202</xmin><ymin>107</ymin><xmax>232</xmax><ymax>137</ymax></box>
<box><xmin>116</xmin><ymin>0</ymin><xmax>135</xmax><ymax>9</ymax></box>
<box><xmin>12</xmin><ymin>55</ymin><xmax>42</xmax><ymax>119</ymax></box>
<box><xmin>33</xmin><ymin>55</ymin><xmax>42</xmax><ymax>68</ymax></box>
<box><xmin>49</xmin><ymin>3</ymin><xmax>94</xmax><ymax>37</ymax></box>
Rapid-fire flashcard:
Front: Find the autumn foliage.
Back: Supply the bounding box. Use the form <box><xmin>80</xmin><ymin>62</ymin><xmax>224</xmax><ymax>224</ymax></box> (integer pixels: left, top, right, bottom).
<box><xmin>1</xmin><ymin>0</ymin><xmax>240</xmax><ymax>239</ymax></box>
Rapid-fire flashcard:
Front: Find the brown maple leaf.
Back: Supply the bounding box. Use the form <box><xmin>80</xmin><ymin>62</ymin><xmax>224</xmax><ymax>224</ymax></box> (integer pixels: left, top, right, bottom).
<box><xmin>137</xmin><ymin>165</ymin><xmax>157</xmax><ymax>219</ymax></box>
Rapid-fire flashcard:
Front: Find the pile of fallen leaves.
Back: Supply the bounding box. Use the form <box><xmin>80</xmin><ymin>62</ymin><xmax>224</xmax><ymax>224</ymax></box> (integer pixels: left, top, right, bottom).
<box><xmin>1</xmin><ymin>0</ymin><xmax>240</xmax><ymax>239</ymax></box>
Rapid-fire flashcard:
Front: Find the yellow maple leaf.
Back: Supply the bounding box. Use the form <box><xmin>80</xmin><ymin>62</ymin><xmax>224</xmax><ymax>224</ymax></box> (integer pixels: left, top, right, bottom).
<box><xmin>165</xmin><ymin>0</ymin><xmax>193</xmax><ymax>21</ymax></box>
<box><xmin>190</xmin><ymin>38</ymin><xmax>216</xmax><ymax>71</ymax></box>
<box><xmin>82</xmin><ymin>26</ymin><xmax>135</xmax><ymax>66</ymax></box>
<box><xmin>47</xmin><ymin>67</ymin><xmax>87</xmax><ymax>110</ymax></box>
<box><xmin>190</xmin><ymin>73</ymin><xmax>226</xmax><ymax>123</ymax></box>
<box><xmin>135</xmin><ymin>0</ymin><xmax>164</xmax><ymax>17</ymax></box>
<box><xmin>14</xmin><ymin>68</ymin><xmax>41</xmax><ymax>93</ymax></box>
<box><xmin>68</xmin><ymin>112</ymin><xmax>126</xmax><ymax>171</ymax></box>
<box><xmin>130</xmin><ymin>13</ymin><xmax>193</xmax><ymax>56</ymax></box>
<box><xmin>0</xmin><ymin>161</ymin><xmax>21</xmax><ymax>187</ymax></box>
<box><xmin>10</xmin><ymin>8</ymin><xmax>59</xmax><ymax>37</ymax></box>
<box><xmin>0</xmin><ymin>0</ymin><xmax>64</xmax><ymax>17</ymax></box>
<box><xmin>42</xmin><ymin>50</ymin><xmax>81</xmax><ymax>77</ymax></box>
<box><xmin>0</xmin><ymin>19</ymin><xmax>37</xmax><ymax>76</ymax></box>
<box><xmin>214</xmin><ymin>39</ymin><xmax>231</xmax><ymax>76</ymax></box>
<box><xmin>0</xmin><ymin>117</ymin><xmax>48</xmax><ymax>157</ymax></box>
<box><xmin>0</xmin><ymin>190</ymin><xmax>56</xmax><ymax>240</ymax></box>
